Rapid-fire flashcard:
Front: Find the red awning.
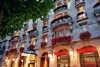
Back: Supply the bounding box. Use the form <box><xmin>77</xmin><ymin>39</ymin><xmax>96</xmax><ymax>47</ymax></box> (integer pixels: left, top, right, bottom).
<box><xmin>76</xmin><ymin>46</ymin><xmax>97</xmax><ymax>53</ymax></box>
<box><xmin>54</xmin><ymin>51</ymin><xmax>68</xmax><ymax>55</ymax></box>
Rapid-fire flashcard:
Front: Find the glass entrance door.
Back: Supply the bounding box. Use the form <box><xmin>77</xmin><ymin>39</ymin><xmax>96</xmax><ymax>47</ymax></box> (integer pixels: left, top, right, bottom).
<box><xmin>57</xmin><ymin>55</ymin><xmax>70</xmax><ymax>67</ymax></box>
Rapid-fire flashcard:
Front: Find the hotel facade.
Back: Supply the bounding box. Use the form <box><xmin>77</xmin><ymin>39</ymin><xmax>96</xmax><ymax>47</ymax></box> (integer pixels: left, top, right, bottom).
<box><xmin>0</xmin><ymin>0</ymin><xmax>100</xmax><ymax>67</ymax></box>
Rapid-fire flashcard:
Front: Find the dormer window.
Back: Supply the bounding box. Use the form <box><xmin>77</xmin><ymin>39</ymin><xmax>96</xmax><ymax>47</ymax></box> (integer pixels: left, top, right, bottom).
<box><xmin>43</xmin><ymin>20</ymin><xmax>48</xmax><ymax>26</ymax></box>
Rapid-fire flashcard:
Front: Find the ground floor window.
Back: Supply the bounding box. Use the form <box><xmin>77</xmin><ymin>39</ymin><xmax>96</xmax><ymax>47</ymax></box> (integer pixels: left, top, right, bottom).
<box><xmin>80</xmin><ymin>51</ymin><xmax>100</xmax><ymax>67</ymax></box>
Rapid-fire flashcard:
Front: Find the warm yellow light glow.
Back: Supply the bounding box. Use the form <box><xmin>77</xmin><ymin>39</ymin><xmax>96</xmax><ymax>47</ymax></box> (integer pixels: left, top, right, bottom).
<box><xmin>48</xmin><ymin>54</ymin><xmax>52</xmax><ymax>57</ymax></box>
<box><xmin>70</xmin><ymin>51</ymin><xmax>73</xmax><ymax>56</ymax></box>
<box><xmin>31</xmin><ymin>38</ymin><xmax>36</xmax><ymax>45</ymax></box>
<box><xmin>21</xmin><ymin>60</ymin><xmax>23</xmax><ymax>62</ymax></box>
<box><xmin>5</xmin><ymin>59</ymin><xmax>8</xmax><ymax>62</ymax></box>
<box><xmin>45</xmin><ymin>38</ymin><xmax>48</xmax><ymax>42</ymax></box>
<box><xmin>78</xmin><ymin>6</ymin><xmax>84</xmax><ymax>12</ymax></box>
<box><xmin>12</xmin><ymin>58</ymin><xmax>15</xmax><ymax>61</ymax></box>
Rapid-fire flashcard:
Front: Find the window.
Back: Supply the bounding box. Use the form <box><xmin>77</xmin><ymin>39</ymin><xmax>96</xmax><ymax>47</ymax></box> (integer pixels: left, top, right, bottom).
<box><xmin>76</xmin><ymin>0</ymin><xmax>83</xmax><ymax>3</ymax></box>
<box><xmin>80</xmin><ymin>25</ymin><xmax>88</xmax><ymax>32</ymax></box>
<box><xmin>31</xmin><ymin>38</ymin><xmax>36</xmax><ymax>45</ymax></box>
<box><xmin>57</xmin><ymin>1</ymin><xmax>63</xmax><ymax>7</ymax></box>
<box><xmin>79</xmin><ymin>22</ymin><xmax>88</xmax><ymax>32</ymax></box>
<box><xmin>78</xmin><ymin>12</ymin><xmax>87</xmax><ymax>20</ymax></box>
<box><xmin>42</xmin><ymin>35</ymin><xmax>48</xmax><ymax>42</ymax></box>
<box><xmin>77</xmin><ymin>6</ymin><xmax>84</xmax><ymax>12</ymax></box>
<box><xmin>43</xmin><ymin>20</ymin><xmax>48</xmax><ymax>26</ymax></box>
<box><xmin>22</xmin><ymin>42</ymin><xmax>25</xmax><ymax>47</ymax></box>
<box><xmin>80</xmin><ymin>52</ymin><xmax>100</xmax><ymax>67</ymax></box>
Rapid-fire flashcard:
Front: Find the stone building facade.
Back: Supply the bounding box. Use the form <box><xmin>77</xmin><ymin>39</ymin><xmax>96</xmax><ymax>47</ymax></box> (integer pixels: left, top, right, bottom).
<box><xmin>0</xmin><ymin>0</ymin><xmax>100</xmax><ymax>67</ymax></box>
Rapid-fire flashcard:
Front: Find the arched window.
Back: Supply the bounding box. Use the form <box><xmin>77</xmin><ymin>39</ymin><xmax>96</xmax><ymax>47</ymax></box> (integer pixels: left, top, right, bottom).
<box><xmin>40</xmin><ymin>52</ymin><xmax>49</xmax><ymax>67</ymax></box>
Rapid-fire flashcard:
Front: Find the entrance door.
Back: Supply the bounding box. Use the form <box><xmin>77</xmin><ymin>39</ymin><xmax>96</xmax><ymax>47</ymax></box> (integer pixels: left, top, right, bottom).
<box><xmin>80</xmin><ymin>51</ymin><xmax>100</xmax><ymax>67</ymax></box>
<box><xmin>28</xmin><ymin>63</ymin><xmax>35</xmax><ymax>67</ymax></box>
<box><xmin>57</xmin><ymin>55</ymin><xmax>70</xmax><ymax>67</ymax></box>
<box><xmin>57</xmin><ymin>49</ymin><xmax>70</xmax><ymax>67</ymax></box>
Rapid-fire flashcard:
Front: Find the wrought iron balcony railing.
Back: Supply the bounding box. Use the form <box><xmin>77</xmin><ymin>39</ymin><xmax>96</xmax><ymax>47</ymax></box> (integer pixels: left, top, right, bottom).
<box><xmin>51</xmin><ymin>16</ymin><xmax>73</xmax><ymax>29</ymax></box>
<box><xmin>75</xmin><ymin>0</ymin><xmax>85</xmax><ymax>8</ymax></box>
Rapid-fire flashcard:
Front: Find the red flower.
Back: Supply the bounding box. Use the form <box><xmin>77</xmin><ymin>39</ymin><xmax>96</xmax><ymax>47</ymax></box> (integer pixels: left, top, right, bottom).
<box><xmin>79</xmin><ymin>31</ymin><xmax>91</xmax><ymax>40</ymax></box>
<box><xmin>41</xmin><ymin>42</ymin><xmax>47</xmax><ymax>48</ymax></box>
<box><xmin>13</xmin><ymin>48</ymin><xmax>17</xmax><ymax>52</ymax></box>
<box><xmin>10</xmin><ymin>48</ymin><xmax>17</xmax><ymax>53</ymax></box>
<box><xmin>51</xmin><ymin>36</ymin><xmax>73</xmax><ymax>46</ymax></box>
<box><xmin>51</xmin><ymin>38</ymin><xmax>57</xmax><ymax>46</ymax></box>
<box><xmin>29</xmin><ymin>44</ymin><xmax>34</xmax><ymax>50</ymax></box>
<box><xmin>20</xmin><ymin>47</ymin><xmax>24</xmax><ymax>53</ymax></box>
<box><xmin>5</xmin><ymin>51</ymin><xmax>9</xmax><ymax>56</ymax></box>
<box><xmin>66</xmin><ymin>36</ymin><xmax>73</xmax><ymax>43</ymax></box>
<box><xmin>10</xmin><ymin>49</ymin><xmax>13</xmax><ymax>53</ymax></box>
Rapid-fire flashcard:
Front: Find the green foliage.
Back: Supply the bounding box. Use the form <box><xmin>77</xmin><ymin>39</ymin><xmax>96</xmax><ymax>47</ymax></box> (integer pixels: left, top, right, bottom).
<box><xmin>0</xmin><ymin>0</ymin><xmax>54</xmax><ymax>39</ymax></box>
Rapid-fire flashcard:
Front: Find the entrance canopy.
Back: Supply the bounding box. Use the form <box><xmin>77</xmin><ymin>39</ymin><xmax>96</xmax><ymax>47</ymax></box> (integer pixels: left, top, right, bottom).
<box><xmin>23</xmin><ymin>48</ymin><xmax>37</xmax><ymax>56</ymax></box>
<box><xmin>76</xmin><ymin>46</ymin><xmax>97</xmax><ymax>53</ymax></box>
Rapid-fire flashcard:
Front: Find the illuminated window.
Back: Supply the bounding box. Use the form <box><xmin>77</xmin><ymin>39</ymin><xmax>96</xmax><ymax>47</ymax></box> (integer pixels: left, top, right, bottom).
<box><xmin>77</xmin><ymin>6</ymin><xmax>84</xmax><ymax>12</ymax></box>
<box><xmin>15</xmin><ymin>43</ymin><xmax>19</xmax><ymax>48</ymax></box>
<box><xmin>42</xmin><ymin>35</ymin><xmax>48</xmax><ymax>42</ymax></box>
<box><xmin>43</xmin><ymin>20</ymin><xmax>48</xmax><ymax>26</ymax></box>
<box><xmin>76</xmin><ymin>0</ymin><xmax>83</xmax><ymax>3</ymax></box>
<box><xmin>77</xmin><ymin>12</ymin><xmax>87</xmax><ymax>20</ymax></box>
<box><xmin>31</xmin><ymin>38</ymin><xmax>36</xmax><ymax>45</ymax></box>
<box><xmin>22</xmin><ymin>42</ymin><xmax>25</xmax><ymax>47</ymax></box>
<box><xmin>78</xmin><ymin>13</ymin><xmax>86</xmax><ymax>19</ymax></box>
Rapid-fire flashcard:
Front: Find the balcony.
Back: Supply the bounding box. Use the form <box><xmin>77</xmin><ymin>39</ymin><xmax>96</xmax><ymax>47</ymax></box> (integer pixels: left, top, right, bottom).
<box><xmin>43</xmin><ymin>19</ymin><xmax>48</xmax><ymax>26</ymax></box>
<box><xmin>75</xmin><ymin>0</ymin><xmax>85</xmax><ymax>8</ymax></box>
<box><xmin>28</xmin><ymin>29</ymin><xmax>38</xmax><ymax>37</ymax></box>
<box><xmin>54</xmin><ymin>4</ymin><xmax>68</xmax><ymax>14</ymax></box>
<box><xmin>11</xmin><ymin>36</ymin><xmax>19</xmax><ymax>42</ymax></box>
<box><xmin>93</xmin><ymin>2</ymin><xmax>100</xmax><ymax>17</ymax></box>
<box><xmin>51</xmin><ymin>36</ymin><xmax>73</xmax><ymax>46</ymax></box>
<box><xmin>40</xmin><ymin>42</ymin><xmax>47</xmax><ymax>48</ymax></box>
<box><xmin>77</xmin><ymin>11</ymin><xmax>88</xmax><ymax>23</ymax></box>
<box><xmin>51</xmin><ymin>15</ymin><xmax>73</xmax><ymax>29</ymax></box>
<box><xmin>42</xmin><ymin>26</ymin><xmax>48</xmax><ymax>34</ymax></box>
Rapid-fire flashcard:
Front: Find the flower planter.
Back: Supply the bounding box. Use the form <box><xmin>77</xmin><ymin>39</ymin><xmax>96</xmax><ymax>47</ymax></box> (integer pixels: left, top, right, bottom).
<box><xmin>79</xmin><ymin>31</ymin><xmax>91</xmax><ymax>40</ymax></box>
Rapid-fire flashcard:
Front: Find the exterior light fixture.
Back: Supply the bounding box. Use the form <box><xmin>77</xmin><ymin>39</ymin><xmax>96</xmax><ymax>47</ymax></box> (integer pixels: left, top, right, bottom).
<box><xmin>70</xmin><ymin>46</ymin><xmax>74</xmax><ymax>57</ymax></box>
<box><xmin>23</xmin><ymin>48</ymin><xmax>37</xmax><ymax>56</ymax></box>
<box><xmin>12</xmin><ymin>58</ymin><xmax>15</xmax><ymax>61</ymax></box>
<box><xmin>5</xmin><ymin>59</ymin><xmax>8</xmax><ymax>62</ymax></box>
<box><xmin>48</xmin><ymin>49</ymin><xmax>53</xmax><ymax>58</ymax></box>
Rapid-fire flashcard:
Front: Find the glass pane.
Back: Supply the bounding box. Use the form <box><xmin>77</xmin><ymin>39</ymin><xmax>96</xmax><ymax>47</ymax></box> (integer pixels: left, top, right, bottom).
<box><xmin>80</xmin><ymin>52</ymin><xmax>99</xmax><ymax>67</ymax></box>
